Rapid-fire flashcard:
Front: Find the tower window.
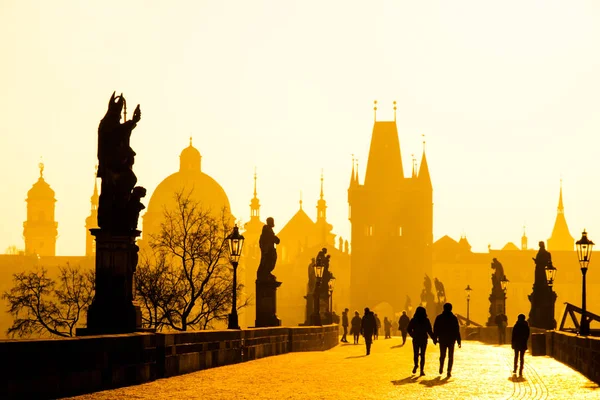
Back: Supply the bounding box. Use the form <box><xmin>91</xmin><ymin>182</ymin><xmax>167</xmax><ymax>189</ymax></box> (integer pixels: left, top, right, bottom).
<box><xmin>398</xmin><ymin>226</ymin><xmax>403</xmax><ymax>236</ymax></box>
<box><xmin>366</xmin><ymin>226</ymin><xmax>373</xmax><ymax>236</ymax></box>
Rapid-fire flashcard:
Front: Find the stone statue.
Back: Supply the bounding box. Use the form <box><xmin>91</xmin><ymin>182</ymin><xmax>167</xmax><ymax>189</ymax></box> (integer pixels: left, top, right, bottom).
<box><xmin>533</xmin><ymin>241</ymin><xmax>552</xmax><ymax>286</ymax></box>
<box><xmin>257</xmin><ymin>217</ymin><xmax>280</xmax><ymax>281</ymax></box>
<box><xmin>97</xmin><ymin>92</ymin><xmax>144</xmax><ymax>233</ymax></box>
<box><xmin>434</xmin><ymin>278</ymin><xmax>446</xmax><ymax>304</ymax></box>
<box><xmin>307</xmin><ymin>257</ymin><xmax>316</xmax><ymax>294</ymax></box>
<box><xmin>491</xmin><ymin>258</ymin><xmax>505</xmax><ymax>291</ymax></box>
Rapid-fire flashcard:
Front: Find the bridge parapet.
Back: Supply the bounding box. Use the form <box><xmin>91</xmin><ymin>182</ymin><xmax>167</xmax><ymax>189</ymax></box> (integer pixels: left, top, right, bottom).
<box><xmin>1</xmin><ymin>325</ymin><xmax>338</xmax><ymax>399</ymax></box>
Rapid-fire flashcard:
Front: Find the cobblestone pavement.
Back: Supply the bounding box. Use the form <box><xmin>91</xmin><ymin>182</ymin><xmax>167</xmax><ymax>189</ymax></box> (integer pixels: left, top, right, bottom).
<box><xmin>68</xmin><ymin>337</ymin><xmax>599</xmax><ymax>400</ymax></box>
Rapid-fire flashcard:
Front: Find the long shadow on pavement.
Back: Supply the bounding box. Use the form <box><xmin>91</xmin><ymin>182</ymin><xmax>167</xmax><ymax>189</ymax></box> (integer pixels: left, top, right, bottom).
<box><xmin>419</xmin><ymin>376</ymin><xmax>450</xmax><ymax>387</ymax></box>
<box><xmin>508</xmin><ymin>376</ymin><xmax>526</xmax><ymax>383</ymax></box>
<box><xmin>391</xmin><ymin>376</ymin><xmax>420</xmax><ymax>385</ymax></box>
<box><xmin>345</xmin><ymin>355</ymin><xmax>367</xmax><ymax>359</ymax></box>
<box><xmin>390</xmin><ymin>344</ymin><xmax>405</xmax><ymax>349</ymax></box>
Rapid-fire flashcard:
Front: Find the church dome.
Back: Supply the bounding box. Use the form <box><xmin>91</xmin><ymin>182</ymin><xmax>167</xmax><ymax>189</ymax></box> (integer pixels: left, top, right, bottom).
<box><xmin>142</xmin><ymin>141</ymin><xmax>231</xmax><ymax>241</ymax></box>
<box><xmin>27</xmin><ymin>164</ymin><xmax>55</xmax><ymax>200</ymax></box>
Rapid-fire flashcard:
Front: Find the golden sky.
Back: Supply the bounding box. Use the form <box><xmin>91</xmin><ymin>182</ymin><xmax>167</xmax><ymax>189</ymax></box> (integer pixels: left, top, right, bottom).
<box><xmin>1</xmin><ymin>1</ymin><xmax>599</xmax><ymax>256</ymax></box>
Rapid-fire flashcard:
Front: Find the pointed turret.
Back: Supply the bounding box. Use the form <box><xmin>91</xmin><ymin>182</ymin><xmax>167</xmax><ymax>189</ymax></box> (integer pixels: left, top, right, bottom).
<box><xmin>547</xmin><ymin>181</ymin><xmax>574</xmax><ymax>251</ymax></box>
<box><xmin>349</xmin><ymin>155</ymin><xmax>357</xmax><ymax>188</ymax></box>
<box><xmin>364</xmin><ymin>120</ymin><xmax>403</xmax><ymax>187</ymax></box>
<box><xmin>418</xmin><ymin>141</ymin><xmax>432</xmax><ymax>189</ymax></box>
<box><xmin>85</xmin><ymin>167</ymin><xmax>99</xmax><ymax>257</ymax></box>
<box><xmin>521</xmin><ymin>226</ymin><xmax>528</xmax><ymax>250</ymax></box>
<box><xmin>315</xmin><ymin>171</ymin><xmax>334</xmax><ymax>246</ymax></box>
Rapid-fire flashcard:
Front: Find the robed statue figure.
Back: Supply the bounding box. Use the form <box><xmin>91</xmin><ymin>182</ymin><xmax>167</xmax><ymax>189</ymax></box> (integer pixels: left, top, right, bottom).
<box><xmin>257</xmin><ymin>217</ymin><xmax>280</xmax><ymax>281</ymax></box>
<box><xmin>97</xmin><ymin>92</ymin><xmax>146</xmax><ymax>232</ymax></box>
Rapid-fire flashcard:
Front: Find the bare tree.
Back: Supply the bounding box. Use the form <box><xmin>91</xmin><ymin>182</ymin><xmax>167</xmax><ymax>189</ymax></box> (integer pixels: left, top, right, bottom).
<box><xmin>2</xmin><ymin>264</ymin><xmax>94</xmax><ymax>338</ymax></box>
<box><xmin>136</xmin><ymin>190</ymin><xmax>249</xmax><ymax>331</ymax></box>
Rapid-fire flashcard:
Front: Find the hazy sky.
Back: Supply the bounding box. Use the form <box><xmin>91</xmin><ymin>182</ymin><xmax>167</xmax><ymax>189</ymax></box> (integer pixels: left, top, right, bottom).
<box><xmin>1</xmin><ymin>1</ymin><xmax>600</xmax><ymax>256</ymax></box>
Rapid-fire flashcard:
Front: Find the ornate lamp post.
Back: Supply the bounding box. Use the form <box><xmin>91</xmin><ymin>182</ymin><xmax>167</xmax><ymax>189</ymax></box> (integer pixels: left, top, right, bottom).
<box><xmin>501</xmin><ymin>276</ymin><xmax>509</xmax><ymax>314</ymax></box>
<box><xmin>328</xmin><ymin>277</ymin><xmax>336</xmax><ymax>324</ymax></box>
<box><xmin>227</xmin><ymin>225</ymin><xmax>244</xmax><ymax>330</ymax></box>
<box><xmin>576</xmin><ymin>230</ymin><xmax>594</xmax><ymax>336</ymax></box>
<box><xmin>312</xmin><ymin>258</ymin><xmax>325</xmax><ymax>326</ymax></box>
<box><xmin>465</xmin><ymin>285</ymin><xmax>473</xmax><ymax>326</ymax></box>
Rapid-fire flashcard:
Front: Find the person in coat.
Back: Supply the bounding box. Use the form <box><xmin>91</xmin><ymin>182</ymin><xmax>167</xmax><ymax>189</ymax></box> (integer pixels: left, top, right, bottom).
<box><xmin>511</xmin><ymin>314</ymin><xmax>530</xmax><ymax>377</ymax></box>
<box><xmin>383</xmin><ymin>317</ymin><xmax>392</xmax><ymax>339</ymax></box>
<box><xmin>495</xmin><ymin>313</ymin><xmax>508</xmax><ymax>345</ymax></box>
<box><xmin>433</xmin><ymin>303</ymin><xmax>462</xmax><ymax>378</ymax></box>
<box><xmin>341</xmin><ymin>308</ymin><xmax>349</xmax><ymax>343</ymax></box>
<box><xmin>398</xmin><ymin>311</ymin><xmax>410</xmax><ymax>345</ymax></box>
<box><xmin>407</xmin><ymin>306</ymin><xmax>436</xmax><ymax>376</ymax></box>
<box><xmin>361</xmin><ymin>307</ymin><xmax>377</xmax><ymax>355</ymax></box>
<box><xmin>350</xmin><ymin>311</ymin><xmax>362</xmax><ymax>344</ymax></box>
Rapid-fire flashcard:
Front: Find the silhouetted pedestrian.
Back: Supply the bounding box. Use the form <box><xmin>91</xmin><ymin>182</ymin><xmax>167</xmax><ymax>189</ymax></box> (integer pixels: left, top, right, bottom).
<box><xmin>433</xmin><ymin>303</ymin><xmax>461</xmax><ymax>378</ymax></box>
<box><xmin>341</xmin><ymin>308</ymin><xmax>349</xmax><ymax>343</ymax></box>
<box><xmin>383</xmin><ymin>317</ymin><xmax>392</xmax><ymax>339</ymax></box>
<box><xmin>374</xmin><ymin>313</ymin><xmax>381</xmax><ymax>340</ymax></box>
<box><xmin>361</xmin><ymin>307</ymin><xmax>377</xmax><ymax>355</ymax></box>
<box><xmin>495</xmin><ymin>313</ymin><xmax>508</xmax><ymax>345</ymax></box>
<box><xmin>407</xmin><ymin>306</ymin><xmax>436</xmax><ymax>376</ymax></box>
<box><xmin>350</xmin><ymin>311</ymin><xmax>361</xmax><ymax>344</ymax></box>
<box><xmin>511</xmin><ymin>314</ymin><xmax>530</xmax><ymax>377</ymax></box>
<box><xmin>398</xmin><ymin>311</ymin><xmax>410</xmax><ymax>345</ymax></box>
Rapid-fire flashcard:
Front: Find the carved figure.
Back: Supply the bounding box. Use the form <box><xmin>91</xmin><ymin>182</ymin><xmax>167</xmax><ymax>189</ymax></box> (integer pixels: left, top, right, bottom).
<box><xmin>307</xmin><ymin>257</ymin><xmax>316</xmax><ymax>294</ymax></box>
<box><xmin>97</xmin><ymin>92</ymin><xmax>144</xmax><ymax>232</ymax></box>
<box><xmin>491</xmin><ymin>258</ymin><xmax>505</xmax><ymax>291</ymax></box>
<box><xmin>533</xmin><ymin>241</ymin><xmax>552</xmax><ymax>286</ymax></box>
<box><xmin>257</xmin><ymin>217</ymin><xmax>280</xmax><ymax>281</ymax></box>
<box><xmin>434</xmin><ymin>278</ymin><xmax>446</xmax><ymax>303</ymax></box>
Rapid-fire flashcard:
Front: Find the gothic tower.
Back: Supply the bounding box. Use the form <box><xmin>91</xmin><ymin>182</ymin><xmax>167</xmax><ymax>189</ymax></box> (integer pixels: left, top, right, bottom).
<box><xmin>315</xmin><ymin>171</ymin><xmax>334</xmax><ymax>246</ymax></box>
<box><xmin>348</xmin><ymin>102</ymin><xmax>433</xmax><ymax>312</ymax></box>
<box><xmin>23</xmin><ymin>162</ymin><xmax>58</xmax><ymax>256</ymax></box>
<box><xmin>547</xmin><ymin>181</ymin><xmax>574</xmax><ymax>251</ymax></box>
<box><xmin>85</xmin><ymin>169</ymin><xmax>99</xmax><ymax>257</ymax></box>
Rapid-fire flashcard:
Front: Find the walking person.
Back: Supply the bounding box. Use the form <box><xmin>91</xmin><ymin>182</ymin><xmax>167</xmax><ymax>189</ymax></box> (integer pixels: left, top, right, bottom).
<box><xmin>383</xmin><ymin>317</ymin><xmax>392</xmax><ymax>339</ymax></box>
<box><xmin>361</xmin><ymin>307</ymin><xmax>377</xmax><ymax>355</ymax></box>
<box><xmin>433</xmin><ymin>303</ymin><xmax>462</xmax><ymax>378</ymax></box>
<box><xmin>495</xmin><ymin>313</ymin><xmax>508</xmax><ymax>345</ymax></box>
<box><xmin>511</xmin><ymin>314</ymin><xmax>530</xmax><ymax>377</ymax></box>
<box><xmin>407</xmin><ymin>306</ymin><xmax>436</xmax><ymax>376</ymax></box>
<box><xmin>399</xmin><ymin>311</ymin><xmax>410</xmax><ymax>345</ymax></box>
<box><xmin>350</xmin><ymin>311</ymin><xmax>361</xmax><ymax>344</ymax></box>
<box><xmin>341</xmin><ymin>308</ymin><xmax>349</xmax><ymax>343</ymax></box>
<box><xmin>374</xmin><ymin>313</ymin><xmax>381</xmax><ymax>340</ymax></box>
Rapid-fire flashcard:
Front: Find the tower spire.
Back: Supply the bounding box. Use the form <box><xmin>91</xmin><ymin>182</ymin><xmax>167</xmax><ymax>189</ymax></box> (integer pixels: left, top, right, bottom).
<box><xmin>38</xmin><ymin>157</ymin><xmax>44</xmax><ymax>178</ymax></box>
<box><xmin>374</xmin><ymin>100</ymin><xmax>377</xmax><ymax>122</ymax></box>
<box><xmin>249</xmin><ymin>167</ymin><xmax>260</xmax><ymax>220</ymax></box>
<box><xmin>393</xmin><ymin>100</ymin><xmax>397</xmax><ymax>122</ymax></box>
<box><xmin>548</xmin><ymin>180</ymin><xmax>574</xmax><ymax>251</ymax></box>
<box><xmin>411</xmin><ymin>153</ymin><xmax>417</xmax><ymax>178</ymax></box>
<box><xmin>320</xmin><ymin>169</ymin><xmax>324</xmax><ymax>199</ymax></box>
<box><xmin>558</xmin><ymin>178</ymin><xmax>564</xmax><ymax>214</ymax></box>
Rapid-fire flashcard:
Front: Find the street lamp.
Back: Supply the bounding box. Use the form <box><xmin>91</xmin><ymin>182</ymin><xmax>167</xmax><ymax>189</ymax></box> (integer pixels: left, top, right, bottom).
<box><xmin>328</xmin><ymin>277</ymin><xmax>336</xmax><ymax>324</ymax></box>
<box><xmin>576</xmin><ymin>230</ymin><xmax>594</xmax><ymax>336</ymax></box>
<box><xmin>465</xmin><ymin>285</ymin><xmax>472</xmax><ymax>326</ymax></box>
<box><xmin>312</xmin><ymin>258</ymin><xmax>325</xmax><ymax>326</ymax></box>
<box><xmin>227</xmin><ymin>225</ymin><xmax>244</xmax><ymax>330</ymax></box>
<box><xmin>545</xmin><ymin>262</ymin><xmax>557</xmax><ymax>287</ymax></box>
<box><xmin>501</xmin><ymin>276</ymin><xmax>509</xmax><ymax>314</ymax></box>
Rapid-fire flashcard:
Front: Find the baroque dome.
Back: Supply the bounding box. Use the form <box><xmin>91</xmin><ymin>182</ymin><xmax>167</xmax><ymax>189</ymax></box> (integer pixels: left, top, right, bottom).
<box><xmin>142</xmin><ymin>141</ymin><xmax>231</xmax><ymax>241</ymax></box>
<box><xmin>27</xmin><ymin>164</ymin><xmax>55</xmax><ymax>200</ymax></box>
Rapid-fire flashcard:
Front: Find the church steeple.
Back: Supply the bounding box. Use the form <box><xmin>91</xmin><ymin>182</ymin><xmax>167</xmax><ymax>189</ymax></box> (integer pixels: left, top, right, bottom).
<box><xmin>24</xmin><ymin>161</ymin><xmax>58</xmax><ymax>256</ymax></box>
<box><xmin>85</xmin><ymin>167</ymin><xmax>99</xmax><ymax>257</ymax></box>
<box><xmin>521</xmin><ymin>225</ymin><xmax>528</xmax><ymax>250</ymax></box>
<box><xmin>249</xmin><ymin>168</ymin><xmax>260</xmax><ymax>220</ymax></box>
<box><xmin>547</xmin><ymin>180</ymin><xmax>574</xmax><ymax>251</ymax></box>
<box><xmin>349</xmin><ymin>155</ymin><xmax>358</xmax><ymax>188</ymax></box>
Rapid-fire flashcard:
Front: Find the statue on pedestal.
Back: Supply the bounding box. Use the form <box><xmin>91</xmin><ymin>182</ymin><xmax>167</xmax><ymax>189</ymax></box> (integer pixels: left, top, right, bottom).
<box><xmin>528</xmin><ymin>241</ymin><xmax>557</xmax><ymax>329</ymax></box>
<box><xmin>80</xmin><ymin>93</ymin><xmax>146</xmax><ymax>336</ymax></box>
<box><xmin>255</xmin><ymin>217</ymin><xmax>282</xmax><ymax>327</ymax></box>
<box><xmin>487</xmin><ymin>258</ymin><xmax>507</xmax><ymax>326</ymax></box>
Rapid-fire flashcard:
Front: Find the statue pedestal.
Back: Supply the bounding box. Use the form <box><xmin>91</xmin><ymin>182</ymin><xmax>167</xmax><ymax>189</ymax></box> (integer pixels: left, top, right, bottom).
<box><xmin>528</xmin><ymin>284</ymin><xmax>557</xmax><ymax>330</ymax></box>
<box><xmin>78</xmin><ymin>229</ymin><xmax>142</xmax><ymax>336</ymax></box>
<box><xmin>255</xmin><ymin>279</ymin><xmax>282</xmax><ymax>328</ymax></box>
<box><xmin>487</xmin><ymin>291</ymin><xmax>506</xmax><ymax>326</ymax></box>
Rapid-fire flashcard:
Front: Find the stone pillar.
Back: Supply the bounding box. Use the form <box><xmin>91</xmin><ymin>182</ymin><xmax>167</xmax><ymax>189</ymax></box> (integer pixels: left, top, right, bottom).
<box><xmin>78</xmin><ymin>229</ymin><xmax>142</xmax><ymax>335</ymax></box>
<box><xmin>487</xmin><ymin>290</ymin><xmax>506</xmax><ymax>326</ymax></box>
<box><xmin>255</xmin><ymin>279</ymin><xmax>282</xmax><ymax>327</ymax></box>
<box><xmin>528</xmin><ymin>285</ymin><xmax>557</xmax><ymax>330</ymax></box>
